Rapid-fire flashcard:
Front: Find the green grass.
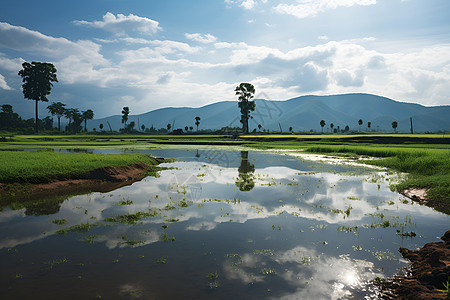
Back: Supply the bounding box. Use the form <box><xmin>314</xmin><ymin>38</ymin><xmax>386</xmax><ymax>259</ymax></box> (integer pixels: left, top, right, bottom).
<box><xmin>0</xmin><ymin>151</ymin><xmax>163</xmax><ymax>184</ymax></box>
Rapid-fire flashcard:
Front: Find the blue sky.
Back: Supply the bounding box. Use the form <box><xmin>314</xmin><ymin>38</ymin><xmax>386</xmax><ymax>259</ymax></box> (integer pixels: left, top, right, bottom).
<box><xmin>0</xmin><ymin>0</ymin><xmax>449</xmax><ymax>118</ymax></box>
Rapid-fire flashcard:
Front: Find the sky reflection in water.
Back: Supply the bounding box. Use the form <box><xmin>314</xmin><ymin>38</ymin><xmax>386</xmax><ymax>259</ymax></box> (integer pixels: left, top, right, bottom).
<box><xmin>0</xmin><ymin>149</ymin><xmax>448</xmax><ymax>299</ymax></box>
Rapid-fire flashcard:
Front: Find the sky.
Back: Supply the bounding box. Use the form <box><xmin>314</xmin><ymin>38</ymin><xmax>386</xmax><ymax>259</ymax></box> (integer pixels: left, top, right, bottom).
<box><xmin>0</xmin><ymin>0</ymin><xmax>449</xmax><ymax>119</ymax></box>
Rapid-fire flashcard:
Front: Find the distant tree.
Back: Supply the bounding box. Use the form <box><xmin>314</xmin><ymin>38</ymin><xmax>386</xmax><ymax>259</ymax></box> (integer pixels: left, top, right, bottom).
<box><xmin>18</xmin><ymin>61</ymin><xmax>58</xmax><ymax>133</ymax></box>
<box><xmin>235</xmin><ymin>83</ymin><xmax>256</xmax><ymax>134</ymax></box>
<box><xmin>0</xmin><ymin>104</ymin><xmax>22</xmax><ymax>129</ymax></box>
<box><xmin>258</xmin><ymin>124</ymin><xmax>262</xmax><ymax>132</ymax></box>
<box><xmin>289</xmin><ymin>126</ymin><xmax>293</xmax><ymax>133</ymax></box>
<box><xmin>167</xmin><ymin>123</ymin><xmax>171</xmax><ymax>132</ymax></box>
<box><xmin>320</xmin><ymin>120</ymin><xmax>326</xmax><ymax>133</ymax></box>
<box><xmin>121</xmin><ymin>107</ymin><xmax>130</xmax><ymax>129</ymax></box>
<box><xmin>358</xmin><ymin>119</ymin><xmax>363</xmax><ymax>131</ymax></box>
<box><xmin>185</xmin><ymin>126</ymin><xmax>189</xmax><ymax>132</ymax></box>
<box><xmin>330</xmin><ymin>123</ymin><xmax>334</xmax><ymax>132</ymax></box>
<box><xmin>64</xmin><ymin>108</ymin><xmax>82</xmax><ymax>133</ymax></box>
<box><xmin>99</xmin><ymin>123</ymin><xmax>104</xmax><ymax>131</ymax></box>
<box><xmin>47</xmin><ymin>102</ymin><xmax>66</xmax><ymax>131</ymax></box>
<box><xmin>189</xmin><ymin>126</ymin><xmax>193</xmax><ymax>131</ymax></box>
<box><xmin>141</xmin><ymin>124</ymin><xmax>145</xmax><ymax>131</ymax></box>
<box><xmin>129</xmin><ymin>121</ymin><xmax>135</xmax><ymax>132</ymax></box>
<box><xmin>392</xmin><ymin>121</ymin><xmax>398</xmax><ymax>133</ymax></box>
<box><xmin>42</xmin><ymin>116</ymin><xmax>53</xmax><ymax>130</ymax></box>
<box><xmin>367</xmin><ymin>122</ymin><xmax>371</xmax><ymax>131</ymax></box>
<box><xmin>195</xmin><ymin>116</ymin><xmax>201</xmax><ymax>131</ymax></box>
<box><xmin>82</xmin><ymin>109</ymin><xmax>94</xmax><ymax>132</ymax></box>
<box><xmin>344</xmin><ymin>125</ymin><xmax>350</xmax><ymax>132</ymax></box>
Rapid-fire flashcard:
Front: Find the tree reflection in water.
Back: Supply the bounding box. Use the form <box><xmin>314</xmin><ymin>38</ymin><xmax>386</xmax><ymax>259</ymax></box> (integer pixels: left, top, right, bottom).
<box><xmin>235</xmin><ymin>151</ymin><xmax>255</xmax><ymax>192</ymax></box>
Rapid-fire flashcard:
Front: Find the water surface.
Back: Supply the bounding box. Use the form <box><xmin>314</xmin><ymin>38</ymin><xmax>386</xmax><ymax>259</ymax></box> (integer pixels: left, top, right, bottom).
<box><xmin>0</xmin><ymin>149</ymin><xmax>448</xmax><ymax>299</ymax></box>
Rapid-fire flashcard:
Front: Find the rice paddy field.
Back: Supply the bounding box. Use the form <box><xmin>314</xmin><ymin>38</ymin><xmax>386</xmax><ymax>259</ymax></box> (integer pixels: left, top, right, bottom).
<box><xmin>0</xmin><ymin>133</ymin><xmax>449</xmax><ymax>299</ymax></box>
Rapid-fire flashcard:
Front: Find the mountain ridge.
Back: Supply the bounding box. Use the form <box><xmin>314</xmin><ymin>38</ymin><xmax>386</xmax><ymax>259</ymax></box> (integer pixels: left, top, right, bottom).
<box><xmin>87</xmin><ymin>93</ymin><xmax>450</xmax><ymax>133</ymax></box>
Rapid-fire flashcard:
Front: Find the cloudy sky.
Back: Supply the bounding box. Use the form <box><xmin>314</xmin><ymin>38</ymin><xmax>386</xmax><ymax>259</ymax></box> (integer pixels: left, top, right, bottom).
<box><xmin>0</xmin><ymin>0</ymin><xmax>449</xmax><ymax>118</ymax></box>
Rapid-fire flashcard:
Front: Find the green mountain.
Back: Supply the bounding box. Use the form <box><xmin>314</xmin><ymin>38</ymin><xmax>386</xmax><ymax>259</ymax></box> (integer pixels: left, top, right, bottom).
<box><xmin>88</xmin><ymin>93</ymin><xmax>450</xmax><ymax>133</ymax></box>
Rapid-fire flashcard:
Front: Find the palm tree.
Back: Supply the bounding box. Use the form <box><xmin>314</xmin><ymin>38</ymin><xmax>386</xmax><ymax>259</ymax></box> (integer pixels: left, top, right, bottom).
<box><xmin>258</xmin><ymin>124</ymin><xmax>262</xmax><ymax>132</ymax></box>
<box><xmin>195</xmin><ymin>116</ymin><xmax>201</xmax><ymax>131</ymax></box>
<box><xmin>189</xmin><ymin>126</ymin><xmax>193</xmax><ymax>131</ymax></box>
<box><xmin>392</xmin><ymin>121</ymin><xmax>398</xmax><ymax>133</ymax></box>
<box><xmin>320</xmin><ymin>120</ymin><xmax>326</xmax><ymax>133</ymax></box>
<box><xmin>82</xmin><ymin>109</ymin><xmax>94</xmax><ymax>132</ymax></box>
<box><xmin>47</xmin><ymin>101</ymin><xmax>66</xmax><ymax>131</ymax></box>
<box><xmin>358</xmin><ymin>119</ymin><xmax>363</xmax><ymax>132</ymax></box>
<box><xmin>185</xmin><ymin>126</ymin><xmax>189</xmax><ymax>132</ymax></box>
<box><xmin>367</xmin><ymin>122</ymin><xmax>371</xmax><ymax>131</ymax></box>
<box><xmin>167</xmin><ymin>123</ymin><xmax>171</xmax><ymax>132</ymax></box>
<box><xmin>121</xmin><ymin>107</ymin><xmax>130</xmax><ymax>129</ymax></box>
<box><xmin>289</xmin><ymin>126</ymin><xmax>293</xmax><ymax>133</ymax></box>
<box><xmin>235</xmin><ymin>83</ymin><xmax>256</xmax><ymax>134</ymax></box>
<box><xmin>330</xmin><ymin>123</ymin><xmax>334</xmax><ymax>133</ymax></box>
<box><xmin>141</xmin><ymin>124</ymin><xmax>145</xmax><ymax>131</ymax></box>
<box><xmin>99</xmin><ymin>123</ymin><xmax>104</xmax><ymax>131</ymax></box>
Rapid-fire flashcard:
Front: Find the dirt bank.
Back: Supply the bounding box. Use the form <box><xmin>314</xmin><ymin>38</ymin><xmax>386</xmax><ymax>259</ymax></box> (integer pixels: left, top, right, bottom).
<box><xmin>380</xmin><ymin>230</ymin><xmax>450</xmax><ymax>299</ymax></box>
<box><xmin>0</xmin><ymin>161</ymin><xmax>163</xmax><ymax>207</ymax></box>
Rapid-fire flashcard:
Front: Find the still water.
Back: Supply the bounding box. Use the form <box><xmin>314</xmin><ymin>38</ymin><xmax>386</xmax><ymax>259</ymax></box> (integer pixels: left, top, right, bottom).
<box><xmin>0</xmin><ymin>149</ymin><xmax>448</xmax><ymax>299</ymax></box>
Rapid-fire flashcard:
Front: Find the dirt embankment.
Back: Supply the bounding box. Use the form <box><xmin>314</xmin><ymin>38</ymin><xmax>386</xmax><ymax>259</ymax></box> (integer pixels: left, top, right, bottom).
<box><xmin>0</xmin><ymin>162</ymin><xmax>160</xmax><ymax>201</ymax></box>
<box><xmin>381</xmin><ymin>230</ymin><xmax>450</xmax><ymax>299</ymax></box>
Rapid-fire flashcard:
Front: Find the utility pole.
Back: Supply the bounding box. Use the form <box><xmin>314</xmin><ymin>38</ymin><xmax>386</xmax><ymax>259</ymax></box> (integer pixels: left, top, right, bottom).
<box><xmin>410</xmin><ymin>117</ymin><xmax>414</xmax><ymax>134</ymax></box>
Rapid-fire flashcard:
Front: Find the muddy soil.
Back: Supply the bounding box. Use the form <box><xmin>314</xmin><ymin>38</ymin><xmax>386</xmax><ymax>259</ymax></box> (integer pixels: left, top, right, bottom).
<box><xmin>0</xmin><ymin>162</ymin><xmax>157</xmax><ymax>204</ymax></box>
<box><xmin>380</xmin><ymin>230</ymin><xmax>450</xmax><ymax>299</ymax></box>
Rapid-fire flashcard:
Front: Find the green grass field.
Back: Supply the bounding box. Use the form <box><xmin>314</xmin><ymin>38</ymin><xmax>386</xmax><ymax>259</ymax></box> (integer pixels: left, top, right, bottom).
<box><xmin>0</xmin><ymin>151</ymin><xmax>162</xmax><ymax>184</ymax></box>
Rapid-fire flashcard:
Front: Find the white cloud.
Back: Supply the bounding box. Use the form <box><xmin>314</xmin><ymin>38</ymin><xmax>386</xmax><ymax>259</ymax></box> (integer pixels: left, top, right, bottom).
<box><xmin>273</xmin><ymin>0</ymin><xmax>377</xmax><ymax>19</ymax></box>
<box><xmin>240</xmin><ymin>0</ymin><xmax>256</xmax><ymax>10</ymax></box>
<box><xmin>74</xmin><ymin>12</ymin><xmax>161</xmax><ymax>36</ymax></box>
<box><xmin>185</xmin><ymin>33</ymin><xmax>217</xmax><ymax>44</ymax></box>
<box><xmin>0</xmin><ymin>74</ymin><xmax>12</xmax><ymax>90</ymax></box>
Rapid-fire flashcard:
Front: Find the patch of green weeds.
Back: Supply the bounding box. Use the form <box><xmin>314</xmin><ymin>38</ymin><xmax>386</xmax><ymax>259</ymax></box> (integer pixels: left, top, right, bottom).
<box><xmin>260</xmin><ymin>268</ymin><xmax>276</xmax><ymax>275</ymax></box>
<box><xmin>118</xmin><ymin>199</ymin><xmax>133</xmax><ymax>205</ymax></box>
<box><xmin>104</xmin><ymin>209</ymin><xmax>160</xmax><ymax>225</ymax></box>
<box><xmin>253</xmin><ymin>249</ymin><xmax>274</xmax><ymax>256</ymax></box>
<box><xmin>81</xmin><ymin>234</ymin><xmax>102</xmax><ymax>244</ymax></box>
<box><xmin>156</xmin><ymin>257</ymin><xmax>167</xmax><ymax>264</ymax></box>
<box><xmin>44</xmin><ymin>257</ymin><xmax>69</xmax><ymax>270</ymax></box>
<box><xmin>52</xmin><ymin>218</ymin><xmax>67</xmax><ymax>225</ymax></box>
<box><xmin>165</xmin><ymin>218</ymin><xmax>180</xmax><ymax>223</ymax></box>
<box><xmin>56</xmin><ymin>221</ymin><xmax>96</xmax><ymax>235</ymax></box>
<box><xmin>161</xmin><ymin>233</ymin><xmax>175</xmax><ymax>242</ymax></box>
<box><xmin>207</xmin><ymin>271</ymin><xmax>219</xmax><ymax>289</ymax></box>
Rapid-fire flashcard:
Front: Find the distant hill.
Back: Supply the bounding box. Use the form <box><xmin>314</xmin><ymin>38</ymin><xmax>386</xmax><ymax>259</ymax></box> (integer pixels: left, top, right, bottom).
<box><xmin>87</xmin><ymin>93</ymin><xmax>450</xmax><ymax>133</ymax></box>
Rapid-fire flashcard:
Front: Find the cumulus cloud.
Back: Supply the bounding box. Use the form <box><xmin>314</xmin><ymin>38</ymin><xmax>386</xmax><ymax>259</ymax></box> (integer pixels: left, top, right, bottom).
<box><xmin>0</xmin><ymin>74</ymin><xmax>12</xmax><ymax>90</ymax></box>
<box><xmin>240</xmin><ymin>0</ymin><xmax>256</xmax><ymax>10</ymax></box>
<box><xmin>185</xmin><ymin>33</ymin><xmax>217</xmax><ymax>44</ymax></box>
<box><xmin>273</xmin><ymin>0</ymin><xmax>377</xmax><ymax>19</ymax></box>
<box><xmin>74</xmin><ymin>12</ymin><xmax>161</xmax><ymax>35</ymax></box>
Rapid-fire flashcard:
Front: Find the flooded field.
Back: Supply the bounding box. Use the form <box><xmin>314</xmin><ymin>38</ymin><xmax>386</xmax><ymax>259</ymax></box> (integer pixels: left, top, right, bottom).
<box><xmin>1</xmin><ymin>149</ymin><xmax>448</xmax><ymax>299</ymax></box>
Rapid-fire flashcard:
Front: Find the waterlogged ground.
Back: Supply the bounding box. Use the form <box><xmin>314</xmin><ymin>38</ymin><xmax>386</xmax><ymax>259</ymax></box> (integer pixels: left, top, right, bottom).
<box><xmin>1</xmin><ymin>149</ymin><xmax>448</xmax><ymax>299</ymax></box>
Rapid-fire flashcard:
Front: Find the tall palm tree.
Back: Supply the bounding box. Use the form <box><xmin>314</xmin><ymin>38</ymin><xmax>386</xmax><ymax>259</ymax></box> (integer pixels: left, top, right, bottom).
<box><xmin>330</xmin><ymin>123</ymin><xmax>334</xmax><ymax>132</ymax></box>
<box><xmin>392</xmin><ymin>121</ymin><xmax>398</xmax><ymax>133</ymax></box>
<box><xmin>320</xmin><ymin>120</ymin><xmax>326</xmax><ymax>133</ymax></box>
<box><xmin>82</xmin><ymin>109</ymin><xmax>94</xmax><ymax>132</ymax></box>
<box><xmin>195</xmin><ymin>116</ymin><xmax>201</xmax><ymax>131</ymax></box>
<box><xmin>235</xmin><ymin>83</ymin><xmax>255</xmax><ymax>134</ymax></box>
<box><xmin>122</xmin><ymin>107</ymin><xmax>130</xmax><ymax>129</ymax></box>
<box><xmin>358</xmin><ymin>119</ymin><xmax>363</xmax><ymax>132</ymax></box>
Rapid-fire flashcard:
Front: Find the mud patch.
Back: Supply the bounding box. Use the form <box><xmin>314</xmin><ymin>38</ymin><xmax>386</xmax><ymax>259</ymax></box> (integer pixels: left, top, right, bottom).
<box><xmin>0</xmin><ymin>162</ymin><xmax>163</xmax><ymax>213</ymax></box>
<box><xmin>379</xmin><ymin>230</ymin><xmax>450</xmax><ymax>299</ymax></box>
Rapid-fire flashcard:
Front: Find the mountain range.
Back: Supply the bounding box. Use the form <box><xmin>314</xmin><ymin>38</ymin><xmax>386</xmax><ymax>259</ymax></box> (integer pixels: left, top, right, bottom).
<box><xmin>87</xmin><ymin>93</ymin><xmax>450</xmax><ymax>133</ymax></box>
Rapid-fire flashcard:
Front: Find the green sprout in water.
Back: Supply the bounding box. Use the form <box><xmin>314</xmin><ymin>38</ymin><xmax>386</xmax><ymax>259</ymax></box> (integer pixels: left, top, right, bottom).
<box><xmin>207</xmin><ymin>271</ymin><xmax>219</xmax><ymax>289</ymax></box>
<box><xmin>52</xmin><ymin>218</ymin><xmax>67</xmax><ymax>225</ymax></box>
